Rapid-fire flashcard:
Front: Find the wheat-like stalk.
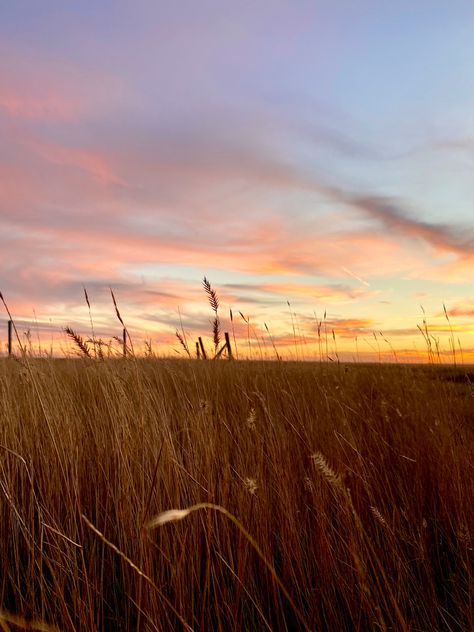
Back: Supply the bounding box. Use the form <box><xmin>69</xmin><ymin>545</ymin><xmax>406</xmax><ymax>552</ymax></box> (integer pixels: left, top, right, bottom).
<box><xmin>246</xmin><ymin>407</ymin><xmax>257</xmax><ymax>430</ymax></box>
<box><xmin>311</xmin><ymin>452</ymin><xmax>343</xmax><ymax>489</ymax></box>
<box><xmin>175</xmin><ymin>330</ymin><xmax>191</xmax><ymax>357</ymax></box>
<box><xmin>202</xmin><ymin>277</ymin><xmax>221</xmax><ymax>350</ymax></box>
<box><xmin>202</xmin><ymin>277</ymin><xmax>219</xmax><ymax>313</ymax></box>
<box><xmin>64</xmin><ymin>327</ymin><xmax>92</xmax><ymax>358</ymax></box>
<box><xmin>370</xmin><ymin>505</ymin><xmax>388</xmax><ymax>528</ymax></box>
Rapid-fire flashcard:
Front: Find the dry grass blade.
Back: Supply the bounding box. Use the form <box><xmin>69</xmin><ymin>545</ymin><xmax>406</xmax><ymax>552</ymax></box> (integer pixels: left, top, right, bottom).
<box><xmin>83</xmin><ymin>286</ymin><xmax>91</xmax><ymax>310</ymax></box>
<box><xmin>147</xmin><ymin>502</ymin><xmax>312</xmax><ymax>632</ymax></box>
<box><xmin>0</xmin><ymin>292</ymin><xmax>25</xmax><ymax>356</ymax></box>
<box><xmin>0</xmin><ymin>353</ymin><xmax>470</xmax><ymax>630</ymax></box>
<box><xmin>81</xmin><ymin>514</ymin><xmax>194</xmax><ymax>631</ymax></box>
<box><xmin>110</xmin><ymin>288</ymin><xmax>125</xmax><ymax>327</ymax></box>
<box><xmin>0</xmin><ymin>611</ymin><xmax>60</xmax><ymax>631</ymax></box>
<box><xmin>238</xmin><ymin>311</ymin><xmax>248</xmax><ymax>324</ymax></box>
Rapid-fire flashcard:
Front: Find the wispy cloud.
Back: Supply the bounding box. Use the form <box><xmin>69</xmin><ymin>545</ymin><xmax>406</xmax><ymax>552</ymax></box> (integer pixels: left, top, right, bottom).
<box><xmin>2</xmin><ymin>2</ymin><xmax>474</xmax><ymax>357</ymax></box>
<box><xmin>349</xmin><ymin>195</ymin><xmax>474</xmax><ymax>255</ymax></box>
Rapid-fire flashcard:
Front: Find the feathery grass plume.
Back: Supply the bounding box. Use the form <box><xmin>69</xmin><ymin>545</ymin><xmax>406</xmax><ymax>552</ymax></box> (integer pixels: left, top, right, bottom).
<box><xmin>112</xmin><ymin>334</ymin><xmax>127</xmax><ymax>355</ymax></box>
<box><xmin>202</xmin><ymin>276</ymin><xmax>219</xmax><ymax>313</ymax></box>
<box><xmin>370</xmin><ymin>505</ymin><xmax>388</xmax><ymax>529</ymax></box>
<box><xmin>64</xmin><ymin>327</ymin><xmax>92</xmax><ymax>358</ymax></box>
<box><xmin>87</xmin><ymin>337</ymin><xmax>107</xmax><ymax>359</ymax></box>
<box><xmin>243</xmin><ymin>477</ymin><xmax>258</xmax><ymax>495</ymax></box>
<box><xmin>311</xmin><ymin>452</ymin><xmax>343</xmax><ymax>489</ymax></box>
<box><xmin>175</xmin><ymin>329</ymin><xmax>191</xmax><ymax>357</ymax></box>
<box><xmin>144</xmin><ymin>339</ymin><xmax>154</xmax><ymax>358</ymax></box>
<box><xmin>147</xmin><ymin>502</ymin><xmax>312</xmax><ymax>632</ymax></box>
<box><xmin>202</xmin><ymin>276</ymin><xmax>221</xmax><ymax>351</ymax></box>
<box><xmin>246</xmin><ymin>406</ymin><xmax>257</xmax><ymax>430</ymax></box>
<box><xmin>148</xmin><ymin>508</ymin><xmax>192</xmax><ymax>526</ymax></box>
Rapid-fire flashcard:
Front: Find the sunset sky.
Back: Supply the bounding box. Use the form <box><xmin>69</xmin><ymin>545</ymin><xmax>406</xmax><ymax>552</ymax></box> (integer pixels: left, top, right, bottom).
<box><xmin>2</xmin><ymin>1</ymin><xmax>474</xmax><ymax>360</ymax></box>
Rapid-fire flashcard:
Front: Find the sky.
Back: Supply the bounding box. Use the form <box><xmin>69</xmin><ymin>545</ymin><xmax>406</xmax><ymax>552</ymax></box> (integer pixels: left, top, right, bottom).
<box><xmin>1</xmin><ymin>0</ymin><xmax>474</xmax><ymax>360</ymax></box>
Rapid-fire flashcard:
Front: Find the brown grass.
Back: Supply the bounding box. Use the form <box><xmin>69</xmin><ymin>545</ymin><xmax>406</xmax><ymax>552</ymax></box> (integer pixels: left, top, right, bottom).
<box><xmin>0</xmin><ymin>358</ymin><xmax>472</xmax><ymax>631</ymax></box>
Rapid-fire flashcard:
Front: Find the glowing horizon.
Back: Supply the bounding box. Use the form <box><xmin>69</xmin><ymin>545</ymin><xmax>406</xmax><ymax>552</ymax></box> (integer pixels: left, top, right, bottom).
<box><xmin>2</xmin><ymin>2</ymin><xmax>474</xmax><ymax>361</ymax></box>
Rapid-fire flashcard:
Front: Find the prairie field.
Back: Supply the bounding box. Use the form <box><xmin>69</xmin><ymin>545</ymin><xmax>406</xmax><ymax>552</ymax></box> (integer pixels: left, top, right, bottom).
<box><xmin>0</xmin><ymin>357</ymin><xmax>472</xmax><ymax>631</ymax></box>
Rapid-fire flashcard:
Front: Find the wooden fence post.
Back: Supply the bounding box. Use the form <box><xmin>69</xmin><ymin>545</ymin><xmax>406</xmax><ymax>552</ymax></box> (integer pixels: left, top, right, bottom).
<box><xmin>224</xmin><ymin>332</ymin><xmax>233</xmax><ymax>359</ymax></box>
<box><xmin>198</xmin><ymin>337</ymin><xmax>207</xmax><ymax>360</ymax></box>
<box><xmin>7</xmin><ymin>320</ymin><xmax>12</xmax><ymax>357</ymax></box>
<box><xmin>196</xmin><ymin>341</ymin><xmax>201</xmax><ymax>359</ymax></box>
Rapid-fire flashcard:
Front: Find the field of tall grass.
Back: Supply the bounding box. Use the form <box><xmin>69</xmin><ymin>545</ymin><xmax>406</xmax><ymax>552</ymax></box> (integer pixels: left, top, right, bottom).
<box><xmin>0</xmin><ymin>355</ymin><xmax>471</xmax><ymax>631</ymax></box>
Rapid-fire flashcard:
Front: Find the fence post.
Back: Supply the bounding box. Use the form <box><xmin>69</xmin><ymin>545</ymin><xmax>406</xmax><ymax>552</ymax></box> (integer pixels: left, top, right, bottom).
<box><xmin>7</xmin><ymin>320</ymin><xmax>12</xmax><ymax>357</ymax></box>
<box><xmin>224</xmin><ymin>332</ymin><xmax>233</xmax><ymax>359</ymax></box>
<box><xmin>196</xmin><ymin>341</ymin><xmax>201</xmax><ymax>359</ymax></box>
<box><xmin>198</xmin><ymin>337</ymin><xmax>207</xmax><ymax>360</ymax></box>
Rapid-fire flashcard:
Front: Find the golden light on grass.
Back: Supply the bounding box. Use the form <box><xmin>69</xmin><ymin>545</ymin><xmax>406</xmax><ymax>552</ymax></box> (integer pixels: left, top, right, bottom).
<box><xmin>0</xmin><ymin>349</ymin><xmax>471</xmax><ymax>630</ymax></box>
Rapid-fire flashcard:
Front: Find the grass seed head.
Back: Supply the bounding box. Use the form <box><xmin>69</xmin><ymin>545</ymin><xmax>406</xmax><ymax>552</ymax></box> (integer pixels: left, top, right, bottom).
<box><xmin>146</xmin><ymin>509</ymin><xmax>192</xmax><ymax>529</ymax></box>
<box><xmin>311</xmin><ymin>452</ymin><xmax>343</xmax><ymax>489</ymax></box>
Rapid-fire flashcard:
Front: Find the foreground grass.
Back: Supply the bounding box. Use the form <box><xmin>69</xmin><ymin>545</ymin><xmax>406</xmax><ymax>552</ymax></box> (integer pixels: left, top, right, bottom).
<box><xmin>0</xmin><ymin>358</ymin><xmax>472</xmax><ymax>631</ymax></box>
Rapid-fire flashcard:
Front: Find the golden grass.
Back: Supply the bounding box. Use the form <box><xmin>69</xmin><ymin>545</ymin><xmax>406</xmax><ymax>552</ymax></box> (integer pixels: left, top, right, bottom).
<box><xmin>0</xmin><ymin>357</ymin><xmax>472</xmax><ymax>631</ymax></box>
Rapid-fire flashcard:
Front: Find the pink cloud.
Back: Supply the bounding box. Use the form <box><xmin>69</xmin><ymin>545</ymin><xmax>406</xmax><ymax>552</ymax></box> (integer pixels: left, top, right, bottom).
<box><xmin>0</xmin><ymin>40</ymin><xmax>126</xmax><ymax>124</ymax></box>
<box><xmin>0</xmin><ymin>89</ymin><xmax>79</xmax><ymax>121</ymax></box>
<box><xmin>26</xmin><ymin>138</ymin><xmax>123</xmax><ymax>186</ymax></box>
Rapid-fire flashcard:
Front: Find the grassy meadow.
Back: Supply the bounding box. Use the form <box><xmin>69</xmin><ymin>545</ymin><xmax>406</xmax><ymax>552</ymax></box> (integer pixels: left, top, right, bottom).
<box><xmin>0</xmin><ymin>355</ymin><xmax>471</xmax><ymax>631</ymax></box>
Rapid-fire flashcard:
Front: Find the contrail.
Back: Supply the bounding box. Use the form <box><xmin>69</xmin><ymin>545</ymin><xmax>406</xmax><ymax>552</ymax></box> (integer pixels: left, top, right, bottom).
<box><xmin>341</xmin><ymin>266</ymin><xmax>370</xmax><ymax>287</ymax></box>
